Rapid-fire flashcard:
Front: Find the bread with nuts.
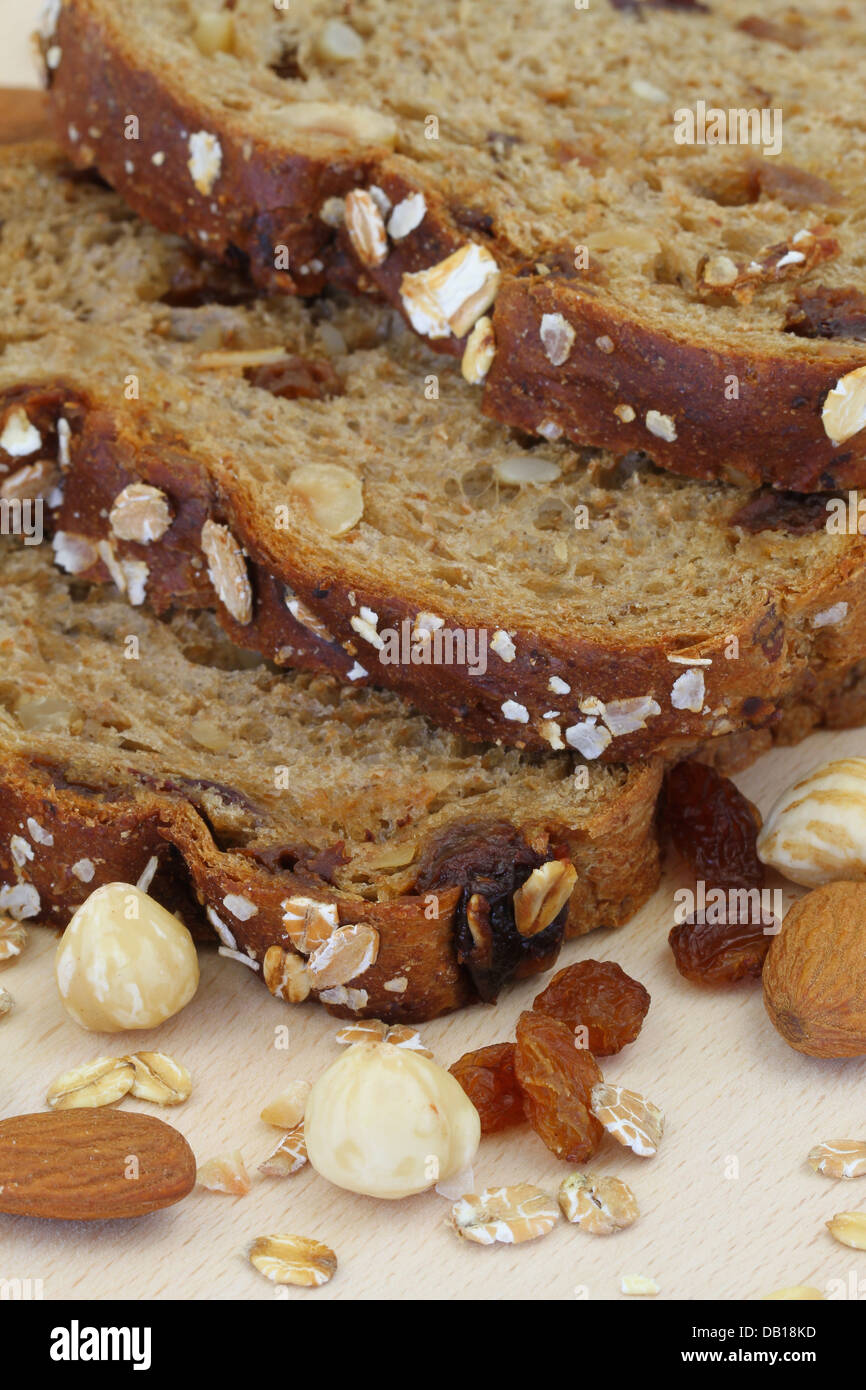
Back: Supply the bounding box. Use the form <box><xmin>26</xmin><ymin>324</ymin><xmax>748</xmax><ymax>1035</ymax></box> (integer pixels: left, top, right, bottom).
<box><xmin>38</xmin><ymin>0</ymin><xmax>866</xmax><ymax>492</ymax></box>
<box><xmin>0</xmin><ymin>542</ymin><xmax>663</xmax><ymax>1023</ymax></box>
<box><xmin>3</xmin><ymin>146</ymin><xmax>866</xmax><ymax>764</ymax></box>
<box><xmin>4</xmin><ymin>543</ymin><xmax>864</xmax><ymax>1024</ymax></box>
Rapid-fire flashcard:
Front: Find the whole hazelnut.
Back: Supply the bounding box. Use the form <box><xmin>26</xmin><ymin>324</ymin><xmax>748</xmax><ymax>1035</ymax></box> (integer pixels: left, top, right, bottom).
<box><xmin>305</xmin><ymin>1041</ymin><xmax>481</xmax><ymax>1199</ymax></box>
<box><xmin>55</xmin><ymin>883</ymin><xmax>199</xmax><ymax>1032</ymax></box>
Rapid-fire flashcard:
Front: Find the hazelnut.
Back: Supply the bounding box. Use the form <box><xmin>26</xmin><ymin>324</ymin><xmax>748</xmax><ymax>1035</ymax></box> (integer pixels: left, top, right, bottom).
<box><xmin>55</xmin><ymin>883</ymin><xmax>199</xmax><ymax>1032</ymax></box>
<box><xmin>757</xmin><ymin>757</ymin><xmax>866</xmax><ymax>887</ymax></box>
<box><xmin>304</xmin><ymin>1041</ymin><xmax>480</xmax><ymax>1198</ymax></box>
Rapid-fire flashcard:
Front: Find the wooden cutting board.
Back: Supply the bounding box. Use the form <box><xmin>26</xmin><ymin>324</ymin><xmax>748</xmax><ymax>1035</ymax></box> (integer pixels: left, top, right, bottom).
<box><xmin>1</xmin><ymin>84</ymin><xmax>866</xmax><ymax>1304</ymax></box>
<box><xmin>0</xmin><ymin>89</ymin><xmax>50</xmax><ymax>144</ymax></box>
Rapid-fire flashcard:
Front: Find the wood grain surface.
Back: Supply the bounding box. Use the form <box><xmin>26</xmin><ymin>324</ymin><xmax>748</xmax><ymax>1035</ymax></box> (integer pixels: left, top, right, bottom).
<box><xmin>2</xmin><ymin>732</ymin><xmax>866</xmax><ymax>1303</ymax></box>
<box><xmin>1</xmin><ymin>75</ymin><xmax>865</xmax><ymax>1304</ymax></box>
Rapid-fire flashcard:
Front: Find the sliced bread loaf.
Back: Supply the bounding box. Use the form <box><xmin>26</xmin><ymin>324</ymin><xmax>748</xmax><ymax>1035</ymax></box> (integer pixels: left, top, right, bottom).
<box><xmin>3</xmin><ymin>544</ymin><xmax>865</xmax><ymax>1022</ymax></box>
<box><xmin>0</xmin><ymin>542</ymin><xmax>663</xmax><ymax>1022</ymax></box>
<box><xmin>40</xmin><ymin>0</ymin><xmax>866</xmax><ymax>490</ymax></box>
<box><xmin>2</xmin><ymin>146</ymin><xmax>865</xmax><ymax>763</ymax></box>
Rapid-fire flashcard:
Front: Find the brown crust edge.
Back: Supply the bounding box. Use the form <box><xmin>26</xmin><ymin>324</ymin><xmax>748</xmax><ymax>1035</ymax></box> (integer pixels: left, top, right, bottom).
<box><xmin>0</xmin><ymin>754</ymin><xmax>663</xmax><ymax>1025</ymax></box>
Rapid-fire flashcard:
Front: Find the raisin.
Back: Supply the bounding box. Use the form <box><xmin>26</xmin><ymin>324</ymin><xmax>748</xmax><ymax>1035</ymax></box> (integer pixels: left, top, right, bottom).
<box><xmin>737</xmin><ymin>15</ymin><xmax>813</xmax><ymax>50</ymax></box>
<box><xmin>664</xmin><ymin>762</ymin><xmax>765</xmax><ymax>892</ymax></box>
<box><xmin>245</xmin><ymin>355</ymin><xmax>344</xmax><ymax>401</ymax></box>
<box><xmin>532</xmin><ymin>960</ymin><xmax>650</xmax><ymax>1055</ymax></box>
<box><xmin>729</xmin><ymin>490</ymin><xmax>833</xmax><ymax>536</ymax></box>
<box><xmin>513</xmin><ymin>1011</ymin><xmax>603</xmax><ymax>1163</ymax></box>
<box><xmin>449</xmin><ymin>1043</ymin><xmax>525</xmax><ymax>1134</ymax></box>
<box><xmin>669</xmin><ymin>910</ymin><xmax>775</xmax><ymax>985</ymax></box>
<box><xmin>785</xmin><ymin>285</ymin><xmax>866</xmax><ymax>341</ymax></box>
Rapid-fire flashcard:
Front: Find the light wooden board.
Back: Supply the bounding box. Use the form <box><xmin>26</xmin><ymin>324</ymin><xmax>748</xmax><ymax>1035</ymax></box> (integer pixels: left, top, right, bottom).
<box><xmin>3</xmin><ymin>733</ymin><xmax>866</xmax><ymax>1303</ymax></box>
<box><xmin>1</xmin><ymin>41</ymin><xmax>865</xmax><ymax>1303</ymax></box>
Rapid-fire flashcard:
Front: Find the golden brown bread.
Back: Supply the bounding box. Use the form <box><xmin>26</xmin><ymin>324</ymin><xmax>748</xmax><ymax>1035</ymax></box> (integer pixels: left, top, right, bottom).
<box><xmin>39</xmin><ymin>0</ymin><xmax>866</xmax><ymax>491</ymax></box>
<box><xmin>2</xmin><ymin>146</ymin><xmax>865</xmax><ymax>764</ymax></box>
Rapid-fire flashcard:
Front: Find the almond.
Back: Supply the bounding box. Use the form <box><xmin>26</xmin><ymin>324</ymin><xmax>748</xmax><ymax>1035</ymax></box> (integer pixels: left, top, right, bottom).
<box><xmin>763</xmin><ymin>882</ymin><xmax>866</xmax><ymax>1057</ymax></box>
<box><xmin>0</xmin><ymin>1110</ymin><xmax>196</xmax><ymax>1220</ymax></box>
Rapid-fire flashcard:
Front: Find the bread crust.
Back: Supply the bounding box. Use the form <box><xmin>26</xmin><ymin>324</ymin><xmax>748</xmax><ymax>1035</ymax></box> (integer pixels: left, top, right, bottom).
<box><xmin>4</xmin><ymin>661</ymin><xmax>865</xmax><ymax>1023</ymax></box>
<box><xmin>41</xmin><ymin>0</ymin><xmax>866</xmax><ymax>492</ymax></box>
<box><xmin>0</xmin><ymin>751</ymin><xmax>662</xmax><ymax>1024</ymax></box>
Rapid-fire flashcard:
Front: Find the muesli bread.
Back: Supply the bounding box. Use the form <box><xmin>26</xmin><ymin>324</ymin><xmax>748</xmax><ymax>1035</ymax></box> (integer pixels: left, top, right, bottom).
<box><xmin>0</xmin><ymin>543</ymin><xmax>663</xmax><ymax>1023</ymax></box>
<box><xmin>2</xmin><ymin>147</ymin><xmax>865</xmax><ymax>765</ymax></box>
<box><xmin>39</xmin><ymin>0</ymin><xmax>866</xmax><ymax>491</ymax></box>
<box><xmin>4</xmin><ymin>545</ymin><xmax>865</xmax><ymax>1024</ymax></box>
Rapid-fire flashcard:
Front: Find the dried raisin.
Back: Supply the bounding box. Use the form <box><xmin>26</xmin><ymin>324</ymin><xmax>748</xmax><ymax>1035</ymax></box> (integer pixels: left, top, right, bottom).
<box><xmin>513</xmin><ymin>1011</ymin><xmax>603</xmax><ymax>1163</ymax></box>
<box><xmin>669</xmin><ymin>911</ymin><xmax>774</xmax><ymax>985</ymax></box>
<box><xmin>664</xmin><ymin>762</ymin><xmax>764</xmax><ymax>891</ymax></box>
<box><xmin>532</xmin><ymin>959</ymin><xmax>650</xmax><ymax>1055</ymax></box>
<box><xmin>449</xmin><ymin>1043</ymin><xmax>525</xmax><ymax>1134</ymax></box>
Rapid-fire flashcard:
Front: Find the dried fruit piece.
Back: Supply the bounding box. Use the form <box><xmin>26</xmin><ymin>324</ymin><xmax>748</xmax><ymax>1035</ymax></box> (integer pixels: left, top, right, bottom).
<box><xmin>763</xmin><ymin>882</ymin><xmax>866</xmax><ymax>1057</ymax></box>
<box><xmin>621</xmin><ymin>1274</ymin><xmax>659</xmax><ymax>1297</ymax></box>
<box><xmin>669</xmin><ymin>914</ymin><xmax>772</xmax><ymax>985</ymax></box>
<box><xmin>0</xmin><ymin>917</ymin><xmax>27</xmax><ymax>962</ymax></box>
<box><xmin>590</xmin><ymin>1083</ymin><xmax>664</xmax><ymax>1157</ymax></box>
<box><xmin>246</xmin><ymin>354</ymin><xmax>343</xmax><ymax>401</ymax></box>
<box><xmin>826</xmin><ymin>1211</ymin><xmax>866</xmax><ymax>1250</ymax></box>
<box><xmin>259</xmin><ymin>1124</ymin><xmax>308</xmax><ymax>1177</ymax></box>
<box><xmin>46</xmin><ymin>1056</ymin><xmax>135</xmax><ymax>1110</ymax></box>
<box><xmin>126</xmin><ymin>1052</ymin><xmax>192</xmax><ymax>1106</ymax></box>
<box><xmin>0</xmin><ymin>985</ymin><xmax>12</xmax><ymax>1017</ymax></box>
<box><xmin>249</xmin><ymin>1234</ymin><xmax>337</xmax><ymax>1287</ymax></box>
<box><xmin>532</xmin><ymin>960</ymin><xmax>650</xmax><ymax>1054</ymax></box>
<box><xmin>513</xmin><ymin>1011</ymin><xmax>603</xmax><ymax>1162</ymax></box>
<box><xmin>260</xmin><ymin>1081</ymin><xmax>311</xmax><ymax>1129</ymax></box>
<box><xmin>558</xmin><ymin>1172</ymin><xmax>639</xmax><ymax>1234</ymax></box>
<box><xmin>451</xmin><ymin>1184</ymin><xmax>559</xmax><ymax>1245</ymax></box>
<box><xmin>450</xmin><ymin>1042</ymin><xmax>525</xmax><ymax>1134</ymax></box>
<box><xmin>808</xmin><ymin>1140</ymin><xmax>866</xmax><ymax>1180</ymax></box>
<box><xmin>665</xmin><ymin>763</ymin><xmax>764</xmax><ymax>891</ymax></box>
<box><xmin>197</xmin><ymin>1150</ymin><xmax>251</xmax><ymax>1196</ymax></box>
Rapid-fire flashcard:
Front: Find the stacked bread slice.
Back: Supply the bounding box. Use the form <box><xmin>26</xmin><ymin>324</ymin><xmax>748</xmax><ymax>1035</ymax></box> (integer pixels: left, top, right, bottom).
<box><xmin>39</xmin><ymin>0</ymin><xmax>866</xmax><ymax>490</ymax></box>
<box><xmin>1</xmin><ymin>2</ymin><xmax>865</xmax><ymax>1022</ymax></box>
<box><xmin>2</xmin><ymin>148</ymin><xmax>865</xmax><ymax>767</ymax></box>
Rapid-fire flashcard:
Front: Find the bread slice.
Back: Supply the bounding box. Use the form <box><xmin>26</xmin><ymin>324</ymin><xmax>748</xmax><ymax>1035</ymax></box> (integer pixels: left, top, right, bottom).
<box><xmin>3</xmin><ymin>145</ymin><xmax>865</xmax><ymax>764</ymax></box>
<box><xmin>40</xmin><ymin>0</ymin><xmax>866</xmax><ymax>491</ymax></box>
<box><xmin>0</xmin><ymin>542</ymin><xmax>664</xmax><ymax>1022</ymax></box>
<box><xmin>3</xmin><ymin>543</ymin><xmax>866</xmax><ymax>1022</ymax></box>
